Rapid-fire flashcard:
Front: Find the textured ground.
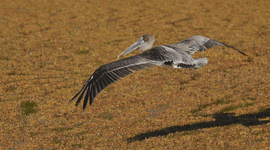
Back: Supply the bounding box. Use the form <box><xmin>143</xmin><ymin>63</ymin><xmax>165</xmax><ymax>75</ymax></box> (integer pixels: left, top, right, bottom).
<box><xmin>0</xmin><ymin>0</ymin><xmax>270</xmax><ymax>149</ymax></box>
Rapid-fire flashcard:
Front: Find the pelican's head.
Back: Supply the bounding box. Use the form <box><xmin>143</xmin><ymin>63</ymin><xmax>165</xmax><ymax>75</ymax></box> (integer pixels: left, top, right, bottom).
<box><xmin>118</xmin><ymin>35</ymin><xmax>155</xmax><ymax>57</ymax></box>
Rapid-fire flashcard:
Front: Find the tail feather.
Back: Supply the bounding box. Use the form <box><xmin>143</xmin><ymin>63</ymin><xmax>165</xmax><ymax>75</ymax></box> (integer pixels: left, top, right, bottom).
<box><xmin>194</xmin><ymin>57</ymin><xmax>208</xmax><ymax>68</ymax></box>
<box><xmin>171</xmin><ymin>57</ymin><xmax>208</xmax><ymax>69</ymax></box>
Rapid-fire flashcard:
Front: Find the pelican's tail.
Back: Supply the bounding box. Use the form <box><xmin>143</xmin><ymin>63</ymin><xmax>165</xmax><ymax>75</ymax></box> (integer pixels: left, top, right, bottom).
<box><xmin>194</xmin><ymin>57</ymin><xmax>208</xmax><ymax>68</ymax></box>
<box><xmin>172</xmin><ymin>57</ymin><xmax>208</xmax><ymax>69</ymax></box>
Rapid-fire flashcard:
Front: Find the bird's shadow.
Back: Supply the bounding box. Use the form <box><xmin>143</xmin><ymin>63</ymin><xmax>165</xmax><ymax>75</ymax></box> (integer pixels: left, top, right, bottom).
<box><xmin>127</xmin><ymin>108</ymin><xmax>270</xmax><ymax>142</ymax></box>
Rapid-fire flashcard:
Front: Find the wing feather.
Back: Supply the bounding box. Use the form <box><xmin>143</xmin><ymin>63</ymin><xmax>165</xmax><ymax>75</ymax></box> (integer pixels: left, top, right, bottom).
<box><xmin>75</xmin><ymin>86</ymin><xmax>87</xmax><ymax>106</ymax></box>
<box><xmin>83</xmin><ymin>86</ymin><xmax>90</xmax><ymax>110</ymax></box>
<box><xmin>70</xmin><ymin>55</ymin><xmax>156</xmax><ymax>110</ymax></box>
<box><xmin>171</xmin><ymin>35</ymin><xmax>247</xmax><ymax>56</ymax></box>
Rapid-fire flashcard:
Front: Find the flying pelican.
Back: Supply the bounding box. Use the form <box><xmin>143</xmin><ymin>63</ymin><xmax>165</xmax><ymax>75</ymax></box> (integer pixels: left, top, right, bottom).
<box><xmin>70</xmin><ymin>35</ymin><xmax>247</xmax><ymax>110</ymax></box>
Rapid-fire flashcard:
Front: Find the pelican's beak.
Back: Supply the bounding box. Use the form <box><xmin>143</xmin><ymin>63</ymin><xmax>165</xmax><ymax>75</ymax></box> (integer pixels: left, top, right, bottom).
<box><xmin>117</xmin><ymin>37</ymin><xmax>147</xmax><ymax>58</ymax></box>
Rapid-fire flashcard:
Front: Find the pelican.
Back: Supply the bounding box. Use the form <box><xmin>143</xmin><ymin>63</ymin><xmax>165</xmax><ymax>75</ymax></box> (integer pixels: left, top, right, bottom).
<box><xmin>70</xmin><ymin>35</ymin><xmax>247</xmax><ymax>110</ymax></box>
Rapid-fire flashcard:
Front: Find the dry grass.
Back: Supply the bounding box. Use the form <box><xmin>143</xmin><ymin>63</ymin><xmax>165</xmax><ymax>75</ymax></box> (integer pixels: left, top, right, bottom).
<box><xmin>1</xmin><ymin>0</ymin><xmax>270</xmax><ymax>149</ymax></box>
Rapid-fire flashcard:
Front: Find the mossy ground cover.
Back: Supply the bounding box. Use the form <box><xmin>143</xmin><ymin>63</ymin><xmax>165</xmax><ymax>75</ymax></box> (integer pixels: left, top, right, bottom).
<box><xmin>0</xmin><ymin>0</ymin><xmax>269</xmax><ymax>149</ymax></box>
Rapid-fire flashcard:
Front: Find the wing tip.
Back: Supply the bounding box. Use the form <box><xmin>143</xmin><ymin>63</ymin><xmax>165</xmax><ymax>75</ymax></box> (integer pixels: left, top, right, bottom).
<box><xmin>211</xmin><ymin>39</ymin><xmax>248</xmax><ymax>56</ymax></box>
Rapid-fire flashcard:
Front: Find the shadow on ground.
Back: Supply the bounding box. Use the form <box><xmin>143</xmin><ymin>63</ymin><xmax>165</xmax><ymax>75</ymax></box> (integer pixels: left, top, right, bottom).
<box><xmin>127</xmin><ymin>108</ymin><xmax>270</xmax><ymax>142</ymax></box>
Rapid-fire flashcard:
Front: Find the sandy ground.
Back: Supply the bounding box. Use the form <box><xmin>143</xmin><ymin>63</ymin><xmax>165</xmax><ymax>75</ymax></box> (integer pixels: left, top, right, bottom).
<box><xmin>1</xmin><ymin>0</ymin><xmax>269</xmax><ymax>149</ymax></box>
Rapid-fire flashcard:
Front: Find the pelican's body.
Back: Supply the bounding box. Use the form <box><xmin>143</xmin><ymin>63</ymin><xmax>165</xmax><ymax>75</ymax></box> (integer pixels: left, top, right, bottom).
<box><xmin>70</xmin><ymin>35</ymin><xmax>247</xmax><ymax>110</ymax></box>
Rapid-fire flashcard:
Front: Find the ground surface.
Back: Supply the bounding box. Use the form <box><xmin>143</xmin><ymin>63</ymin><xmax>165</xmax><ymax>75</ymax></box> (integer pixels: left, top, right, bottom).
<box><xmin>0</xmin><ymin>0</ymin><xmax>270</xmax><ymax>149</ymax></box>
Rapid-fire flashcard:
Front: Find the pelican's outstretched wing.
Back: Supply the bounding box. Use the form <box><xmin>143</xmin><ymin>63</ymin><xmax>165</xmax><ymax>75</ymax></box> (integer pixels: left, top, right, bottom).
<box><xmin>70</xmin><ymin>55</ymin><xmax>155</xmax><ymax>110</ymax></box>
<box><xmin>171</xmin><ymin>35</ymin><xmax>247</xmax><ymax>56</ymax></box>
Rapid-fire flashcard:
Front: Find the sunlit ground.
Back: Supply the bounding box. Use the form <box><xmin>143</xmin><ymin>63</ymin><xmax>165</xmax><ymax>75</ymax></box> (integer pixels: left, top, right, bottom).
<box><xmin>1</xmin><ymin>0</ymin><xmax>269</xmax><ymax>149</ymax></box>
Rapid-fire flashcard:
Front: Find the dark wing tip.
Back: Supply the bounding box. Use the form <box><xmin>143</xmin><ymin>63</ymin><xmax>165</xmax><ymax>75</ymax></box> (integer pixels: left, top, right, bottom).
<box><xmin>211</xmin><ymin>39</ymin><xmax>248</xmax><ymax>56</ymax></box>
<box><xmin>82</xmin><ymin>86</ymin><xmax>90</xmax><ymax>110</ymax></box>
<box><xmin>227</xmin><ymin>45</ymin><xmax>248</xmax><ymax>56</ymax></box>
<box><xmin>70</xmin><ymin>71</ymin><xmax>122</xmax><ymax>110</ymax></box>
